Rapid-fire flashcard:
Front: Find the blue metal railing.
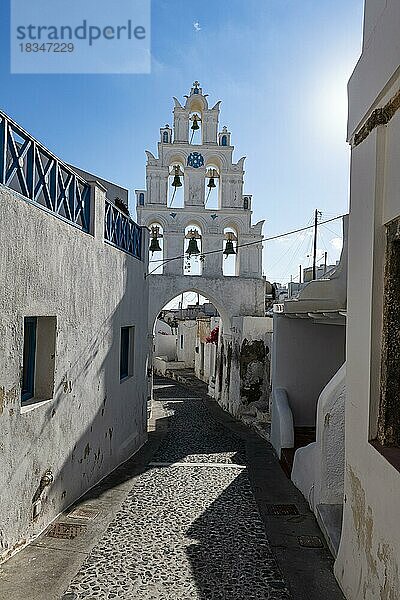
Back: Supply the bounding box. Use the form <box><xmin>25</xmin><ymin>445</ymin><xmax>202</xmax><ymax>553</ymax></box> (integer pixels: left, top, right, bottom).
<box><xmin>0</xmin><ymin>110</ymin><xmax>90</xmax><ymax>232</ymax></box>
<box><xmin>104</xmin><ymin>199</ymin><xmax>142</xmax><ymax>260</ymax></box>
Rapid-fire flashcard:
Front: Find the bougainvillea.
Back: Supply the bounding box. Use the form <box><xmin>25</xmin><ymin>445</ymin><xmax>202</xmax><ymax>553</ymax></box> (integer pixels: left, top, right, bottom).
<box><xmin>206</xmin><ymin>326</ymin><xmax>219</xmax><ymax>345</ymax></box>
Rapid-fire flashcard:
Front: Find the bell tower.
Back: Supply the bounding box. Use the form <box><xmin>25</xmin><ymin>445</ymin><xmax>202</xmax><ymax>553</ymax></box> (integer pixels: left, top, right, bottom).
<box><xmin>135</xmin><ymin>81</ymin><xmax>266</xmax><ymax>333</ymax></box>
<box><xmin>136</xmin><ymin>81</ymin><xmax>264</xmax><ymax>280</ymax></box>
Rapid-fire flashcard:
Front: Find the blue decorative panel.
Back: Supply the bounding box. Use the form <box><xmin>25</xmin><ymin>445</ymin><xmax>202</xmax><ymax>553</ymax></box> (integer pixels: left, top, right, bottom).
<box><xmin>0</xmin><ymin>110</ymin><xmax>90</xmax><ymax>232</ymax></box>
<box><xmin>104</xmin><ymin>200</ymin><xmax>143</xmax><ymax>260</ymax></box>
<box><xmin>187</xmin><ymin>152</ymin><xmax>204</xmax><ymax>168</ymax></box>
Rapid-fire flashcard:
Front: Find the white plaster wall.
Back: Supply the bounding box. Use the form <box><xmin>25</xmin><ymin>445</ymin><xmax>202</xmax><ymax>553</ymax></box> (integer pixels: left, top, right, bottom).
<box><xmin>291</xmin><ymin>363</ymin><xmax>346</xmax><ymax>509</ymax></box>
<box><xmin>271</xmin><ymin>314</ymin><xmax>345</xmax><ymax>427</ymax></box>
<box><xmin>154</xmin><ymin>334</ymin><xmax>177</xmax><ymax>361</ymax></box>
<box><xmin>348</xmin><ymin>0</ymin><xmax>400</xmax><ymax>139</ymax></box>
<box><xmin>270</xmin><ymin>388</ymin><xmax>295</xmax><ymax>459</ymax></box>
<box><xmin>335</xmin><ymin>124</ymin><xmax>400</xmax><ymax>598</ymax></box>
<box><xmin>0</xmin><ymin>184</ymin><xmax>149</xmax><ymax>562</ymax></box>
<box><xmin>177</xmin><ymin>320</ymin><xmax>197</xmax><ymax>367</ymax></box>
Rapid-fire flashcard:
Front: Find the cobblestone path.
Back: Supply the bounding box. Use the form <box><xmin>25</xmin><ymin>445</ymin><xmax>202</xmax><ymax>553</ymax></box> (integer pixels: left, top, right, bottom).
<box><xmin>63</xmin><ymin>379</ymin><xmax>291</xmax><ymax>600</ymax></box>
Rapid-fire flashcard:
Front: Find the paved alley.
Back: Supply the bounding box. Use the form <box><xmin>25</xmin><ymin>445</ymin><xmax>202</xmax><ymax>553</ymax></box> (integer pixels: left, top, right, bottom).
<box><xmin>0</xmin><ymin>377</ymin><xmax>344</xmax><ymax>600</ymax></box>
<box><xmin>63</xmin><ymin>378</ymin><xmax>289</xmax><ymax>599</ymax></box>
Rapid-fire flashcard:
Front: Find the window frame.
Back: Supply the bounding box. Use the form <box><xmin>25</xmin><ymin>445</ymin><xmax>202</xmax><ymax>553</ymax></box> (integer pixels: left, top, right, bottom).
<box><xmin>21</xmin><ymin>317</ymin><xmax>37</xmax><ymax>403</ymax></box>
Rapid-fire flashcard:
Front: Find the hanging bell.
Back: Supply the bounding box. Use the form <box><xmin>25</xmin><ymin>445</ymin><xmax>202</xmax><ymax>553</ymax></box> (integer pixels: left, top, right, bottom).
<box><xmin>191</xmin><ymin>114</ymin><xmax>200</xmax><ymax>131</ymax></box>
<box><xmin>149</xmin><ymin>226</ymin><xmax>162</xmax><ymax>253</ymax></box>
<box><xmin>207</xmin><ymin>176</ymin><xmax>216</xmax><ymax>189</ymax></box>
<box><xmin>149</xmin><ymin>236</ymin><xmax>162</xmax><ymax>253</ymax></box>
<box><xmin>171</xmin><ymin>165</ymin><xmax>183</xmax><ymax>188</ymax></box>
<box><xmin>223</xmin><ymin>239</ymin><xmax>236</xmax><ymax>256</ymax></box>
<box><xmin>186</xmin><ymin>237</ymin><xmax>201</xmax><ymax>256</ymax></box>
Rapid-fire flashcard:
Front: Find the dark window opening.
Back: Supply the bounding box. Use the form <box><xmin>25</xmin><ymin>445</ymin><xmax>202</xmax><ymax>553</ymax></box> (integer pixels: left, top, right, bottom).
<box><xmin>180</xmin><ymin>335</ymin><xmax>184</xmax><ymax>349</ymax></box>
<box><xmin>163</xmin><ymin>131</ymin><xmax>169</xmax><ymax>143</ymax></box>
<box><xmin>138</xmin><ymin>193</ymin><xmax>145</xmax><ymax>206</ymax></box>
<box><xmin>221</xmin><ymin>135</ymin><xmax>227</xmax><ymax>146</ymax></box>
<box><xmin>120</xmin><ymin>326</ymin><xmax>134</xmax><ymax>381</ymax></box>
<box><xmin>22</xmin><ymin>317</ymin><xmax>37</xmax><ymax>403</ymax></box>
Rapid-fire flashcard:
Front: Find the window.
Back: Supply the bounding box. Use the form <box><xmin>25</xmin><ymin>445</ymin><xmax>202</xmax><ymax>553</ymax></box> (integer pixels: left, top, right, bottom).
<box><xmin>22</xmin><ymin>317</ymin><xmax>37</xmax><ymax>402</ymax></box>
<box><xmin>21</xmin><ymin>316</ymin><xmax>57</xmax><ymax>407</ymax></box>
<box><xmin>139</xmin><ymin>192</ymin><xmax>145</xmax><ymax>206</ymax></box>
<box><xmin>180</xmin><ymin>334</ymin><xmax>184</xmax><ymax>349</ymax></box>
<box><xmin>120</xmin><ymin>326</ymin><xmax>134</xmax><ymax>380</ymax></box>
<box><xmin>377</xmin><ymin>221</ymin><xmax>400</xmax><ymax>447</ymax></box>
<box><xmin>221</xmin><ymin>135</ymin><xmax>227</xmax><ymax>146</ymax></box>
<box><xmin>162</xmin><ymin>131</ymin><xmax>169</xmax><ymax>143</ymax></box>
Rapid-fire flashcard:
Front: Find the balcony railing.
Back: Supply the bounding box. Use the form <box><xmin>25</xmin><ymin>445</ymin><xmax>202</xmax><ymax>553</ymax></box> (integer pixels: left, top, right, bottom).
<box><xmin>0</xmin><ymin>110</ymin><xmax>90</xmax><ymax>232</ymax></box>
<box><xmin>104</xmin><ymin>200</ymin><xmax>142</xmax><ymax>260</ymax></box>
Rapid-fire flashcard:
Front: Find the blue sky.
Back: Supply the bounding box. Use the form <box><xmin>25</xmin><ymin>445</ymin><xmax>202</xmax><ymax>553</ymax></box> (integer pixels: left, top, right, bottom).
<box><xmin>0</xmin><ymin>0</ymin><xmax>364</xmax><ymax>284</ymax></box>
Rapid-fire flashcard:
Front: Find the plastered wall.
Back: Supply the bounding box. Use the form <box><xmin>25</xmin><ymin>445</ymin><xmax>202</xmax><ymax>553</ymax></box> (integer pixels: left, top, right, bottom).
<box><xmin>0</xmin><ymin>184</ymin><xmax>149</xmax><ymax>562</ymax></box>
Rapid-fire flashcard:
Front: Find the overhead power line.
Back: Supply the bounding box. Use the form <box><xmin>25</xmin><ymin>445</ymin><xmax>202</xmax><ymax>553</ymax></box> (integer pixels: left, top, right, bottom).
<box><xmin>146</xmin><ymin>214</ymin><xmax>347</xmax><ymax>278</ymax></box>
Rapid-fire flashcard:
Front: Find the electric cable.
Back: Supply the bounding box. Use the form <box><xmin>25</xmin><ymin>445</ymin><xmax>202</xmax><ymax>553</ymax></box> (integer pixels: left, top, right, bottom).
<box><xmin>146</xmin><ymin>214</ymin><xmax>347</xmax><ymax>277</ymax></box>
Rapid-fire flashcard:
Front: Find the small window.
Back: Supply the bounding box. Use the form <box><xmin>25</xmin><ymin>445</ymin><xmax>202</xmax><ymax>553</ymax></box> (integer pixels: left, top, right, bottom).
<box><xmin>21</xmin><ymin>316</ymin><xmax>57</xmax><ymax>407</ymax></box>
<box><xmin>221</xmin><ymin>135</ymin><xmax>227</xmax><ymax>146</ymax></box>
<box><xmin>243</xmin><ymin>197</ymin><xmax>249</xmax><ymax>210</ymax></box>
<box><xmin>180</xmin><ymin>334</ymin><xmax>184</xmax><ymax>349</ymax></box>
<box><xmin>162</xmin><ymin>131</ymin><xmax>169</xmax><ymax>143</ymax></box>
<box><xmin>138</xmin><ymin>193</ymin><xmax>145</xmax><ymax>206</ymax></box>
<box><xmin>22</xmin><ymin>317</ymin><xmax>37</xmax><ymax>402</ymax></box>
<box><xmin>120</xmin><ymin>326</ymin><xmax>135</xmax><ymax>381</ymax></box>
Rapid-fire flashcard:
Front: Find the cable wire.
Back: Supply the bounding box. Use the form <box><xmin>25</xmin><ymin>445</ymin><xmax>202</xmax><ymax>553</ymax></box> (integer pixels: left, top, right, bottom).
<box><xmin>146</xmin><ymin>214</ymin><xmax>347</xmax><ymax>277</ymax></box>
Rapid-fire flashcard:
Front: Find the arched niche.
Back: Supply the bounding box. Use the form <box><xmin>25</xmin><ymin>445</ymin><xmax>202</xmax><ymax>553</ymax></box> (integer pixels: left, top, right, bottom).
<box><xmin>184</xmin><ymin>223</ymin><xmax>203</xmax><ymax>276</ymax></box>
<box><xmin>204</xmin><ymin>163</ymin><xmax>220</xmax><ymax>210</ymax></box>
<box><xmin>148</xmin><ymin>222</ymin><xmax>164</xmax><ymax>274</ymax></box>
<box><xmin>223</xmin><ymin>226</ymin><xmax>238</xmax><ymax>277</ymax></box>
<box><xmin>168</xmin><ymin>162</ymin><xmax>185</xmax><ymax>208</ymax></box>
<box><xmin>189</xmin><ymin>111</ymin><xmax>202</xmax><ymax>145</ymax></box>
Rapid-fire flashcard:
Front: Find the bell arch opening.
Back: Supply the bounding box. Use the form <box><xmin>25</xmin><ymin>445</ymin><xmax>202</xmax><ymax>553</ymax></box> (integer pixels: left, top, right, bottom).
<box><xmin>168</xmin><ymin>162</ymin><xmax>184</xmax><ymax>208</ymax></box>
<box><xmin>148</xmin><ymin>222</ymin><xmax>164</xmax><ymax>274</ymax></box>
<box><xmin>204</xmin><ymin>164</ymin><xmax>220</xmax><ymax>210</ymax></box>
<box><xmin>189</xmin><ymin>111</ymin><xmax>202</xmax><ymax>145</ymax></box>
<box><xmin>223</xmin><ymin>226</ymin><xmax>238</xmax><ymax>277</ymax></box>
<box><xmin>184</xmin><ymin>224</ymin><xmax>203</xmax><ymax>276</ymax></box>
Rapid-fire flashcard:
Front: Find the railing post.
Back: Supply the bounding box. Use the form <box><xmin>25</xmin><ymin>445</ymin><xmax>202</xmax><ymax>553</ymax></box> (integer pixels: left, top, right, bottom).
<box><xmin>88</xmin><ymin>180</ymin><xmax>106</xmax><ymax>240</ymax></box>
<box><xmin>0</xmin><ymin>115</ymin><xmax>7</xmax><ymax>184</ymax></box>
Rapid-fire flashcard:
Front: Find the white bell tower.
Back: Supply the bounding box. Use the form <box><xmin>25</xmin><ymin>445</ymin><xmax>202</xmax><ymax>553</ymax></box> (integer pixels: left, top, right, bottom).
<box><xmin>135</xmin><ymin>82</ymin><xmax>266</xmax><ymax>330</ymax></box>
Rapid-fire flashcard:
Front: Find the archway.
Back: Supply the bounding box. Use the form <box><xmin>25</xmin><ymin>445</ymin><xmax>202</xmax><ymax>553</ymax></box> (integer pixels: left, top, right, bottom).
<box><xmin>152</xmin><ymin>290</ymin><xmax>222</xmax><ymax>388</ymax></box>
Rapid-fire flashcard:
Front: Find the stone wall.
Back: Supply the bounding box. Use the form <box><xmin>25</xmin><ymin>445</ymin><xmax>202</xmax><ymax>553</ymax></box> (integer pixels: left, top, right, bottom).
<box><xmin>214</xmin><ymin>317</ymin><xmax>273</xmax><ymax>417</ymax></box>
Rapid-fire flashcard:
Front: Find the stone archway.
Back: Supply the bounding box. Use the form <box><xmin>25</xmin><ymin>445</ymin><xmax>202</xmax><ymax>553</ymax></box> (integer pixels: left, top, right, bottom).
<box><xmin>148</xmin><ymin>273</ymin><xmax>265</xmax><ymax>334</ymax></box>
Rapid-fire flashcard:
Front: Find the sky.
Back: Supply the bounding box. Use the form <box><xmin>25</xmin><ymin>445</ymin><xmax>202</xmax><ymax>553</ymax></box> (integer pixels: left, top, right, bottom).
<box><xmin>0</xmin><ymin>0</ymin><xmax>364</xmax><ymax>289</ymax></box>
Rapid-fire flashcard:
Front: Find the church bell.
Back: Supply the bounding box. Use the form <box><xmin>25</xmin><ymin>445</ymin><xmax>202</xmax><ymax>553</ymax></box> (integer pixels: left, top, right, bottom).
<box><xmin>207</xmin><ymin>169</ymin><xmax>217</xmax><ymax>189</ymax></box>
<box><xmin>191</xmin><ymin>114</ymin><xmax>200</xmax><ymax>131</ymax></box>
<box><xmin>185</xmin><ymin>229</ymin><xmax>201</xmax><ymax>257</ymax></box>
<box><xmin>149</xmin><ymin>226</ymin><xmax>162</xmax><ymax>254</ymax></box>
<box><xmin>186</xmin><ymin>238</ymin><xmax>201</xmax><ymax>256</ymax></box>
<box><xmin>171</xmin><ymin>165</ymin><xmax>183</xmax><ymax>188</ymax></box>
<box><xmin>223</xmin><ymin>239</ymin><xmax>236</xmax><ymax>256</ymax></box>
<box><xmin>223</xmin><ymin>231</ymin><xmax>237</xmax><ymax>256</ymax></box>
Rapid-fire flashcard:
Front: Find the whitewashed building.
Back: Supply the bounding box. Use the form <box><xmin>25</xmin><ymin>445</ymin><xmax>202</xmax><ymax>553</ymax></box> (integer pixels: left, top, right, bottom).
<box><xmin>334</xmin><ymin>1</ymin><xmax>400</xmax><ymax>597</ymax></box>
<box><xmin>0</xmin><ymin>111</ymin><xmax>149</xmax><ymax>562</ymax></box>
